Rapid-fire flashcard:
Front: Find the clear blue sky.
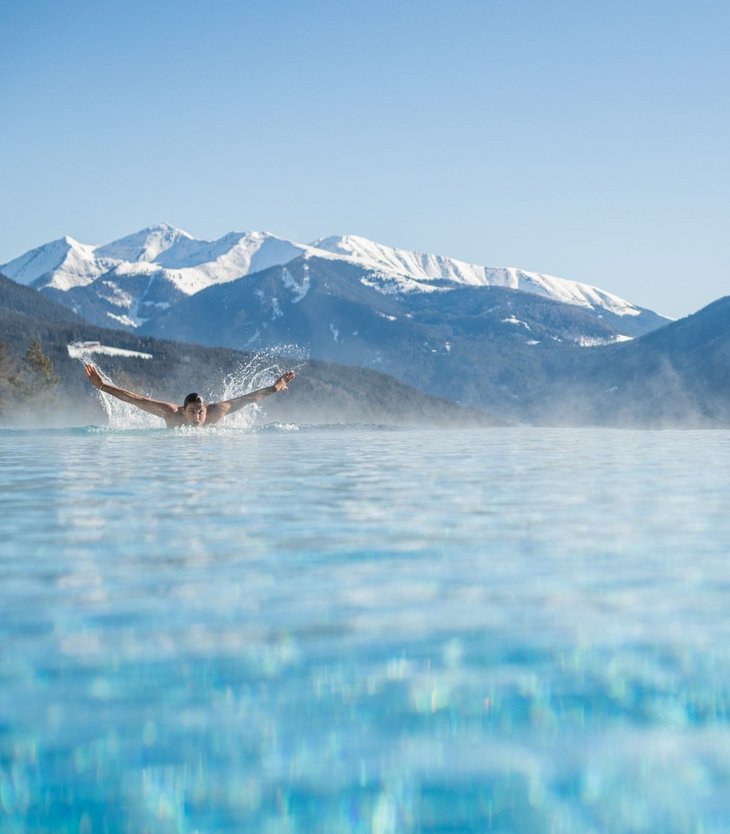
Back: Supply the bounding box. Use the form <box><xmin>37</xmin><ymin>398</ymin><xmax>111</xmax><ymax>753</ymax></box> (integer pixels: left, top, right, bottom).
<box><xmin>2</xmin><ymin>0</ymin><xmax>728</xmax><ymax>318</ymax></box>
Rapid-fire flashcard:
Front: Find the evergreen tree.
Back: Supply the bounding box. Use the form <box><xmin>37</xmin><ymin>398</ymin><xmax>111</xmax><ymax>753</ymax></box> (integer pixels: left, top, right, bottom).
<box><xmin>0</xmin><ymin>343</ymin><xmax>18</xmax><ymax>417</ymax></box>
<box><xmin>24</xmin><ymin>340</ymin><xmax>59</xmax><ymax>388</ymax></box>
<box><xmin>0</xmin><ymin>340</ymin><xmax>60</xmax><ymax>416</ymax></box>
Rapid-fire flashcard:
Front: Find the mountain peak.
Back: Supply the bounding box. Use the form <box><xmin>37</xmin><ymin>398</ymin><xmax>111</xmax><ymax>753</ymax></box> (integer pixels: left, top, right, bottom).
<box><xmin>0</xmin><ymin>235</ymin><xmax>96</xmax><ymax>287</ymax></box>
<box><xmin>95</xmin><ymin>224</ymin><xmax>193</xmax><ymax>263</ymax></box>
<box><xmin>311</xmin><ymin>233</ymin><xmax>373</xmax><ymax>251</ymax></box>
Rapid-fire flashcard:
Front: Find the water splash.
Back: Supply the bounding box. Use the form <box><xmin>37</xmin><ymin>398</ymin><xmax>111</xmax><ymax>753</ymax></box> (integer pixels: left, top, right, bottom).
<box><xmin>78</xmin><ymin>360</ymin><xmax>158</xmax><ymax>430</ymax></box>
<box><xmin>80</xmin><ymin>346</ymin><xmax>309</xmax><ymax>431</ymax></box>
<box><xmin>211</xmin><ymin>344</ymin><xmax>309</xmax><ymax>429</ymax></box>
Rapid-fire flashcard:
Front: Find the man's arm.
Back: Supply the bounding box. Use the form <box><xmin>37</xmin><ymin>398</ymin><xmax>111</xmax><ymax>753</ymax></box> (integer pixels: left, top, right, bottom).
<box><xmin>206</xmin><ymin>371</ymin><xmax>296</xmax><ymax>423</ymax></box>
<box><xmin>84</xmin><ymin>364</ymin><xmax>179</xmax><ymax>420</ymax></box>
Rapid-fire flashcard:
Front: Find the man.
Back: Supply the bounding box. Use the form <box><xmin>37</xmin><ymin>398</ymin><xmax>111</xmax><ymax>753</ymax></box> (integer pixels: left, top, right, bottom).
<box><xmin>84</xmin><ymin>363</ymin><xmax>295</xmax><ymax>427</ymax></box>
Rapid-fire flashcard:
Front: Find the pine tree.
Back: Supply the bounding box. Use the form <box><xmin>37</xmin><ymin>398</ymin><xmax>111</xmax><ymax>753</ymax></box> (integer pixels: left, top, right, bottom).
<box><xmin>0</xmin><ymin>343</ymin><xmax>18</xmax><ymax>417</ymax></box>
<box><xmin>24</xmin><ymin>340</ymin><xmax>59</xmax><ymax>388</ymax></box>
<box><xmin>1</xmin><ymin>340</ymin><xmax>60</xmax><ymax>413</ymax></box>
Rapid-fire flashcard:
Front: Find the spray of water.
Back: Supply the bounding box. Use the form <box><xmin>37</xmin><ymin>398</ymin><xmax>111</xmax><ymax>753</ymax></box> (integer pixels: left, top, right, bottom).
<box><xmin>210</xmin><ymin>344</ymin><xmax>309</xmax><ymax>429</ymax></box>
<box><xmin>78</xmin><ymin>345</ymin><xmax>309</xmax><ymax>431</ymax></box>
<box><xmin>74</xmin><ymin>357</ymin><xmax>157</xmax><ymax>430</ymax></box>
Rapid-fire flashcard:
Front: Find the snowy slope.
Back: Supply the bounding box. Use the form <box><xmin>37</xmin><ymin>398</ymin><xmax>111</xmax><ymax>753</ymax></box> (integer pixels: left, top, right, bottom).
<box><xmin>96</xmin><ymin>226</ymin><xmax>328</xmax><ymax>294</ymax></box>
<box><xmin>1</xmin><ymin>236</ymin><xmax>115</xmax><ymax>291</ymax></box>
<box><xmin>0</xmin><ymin>225</ymin><xmax>333</xmax><ymax>327</ymax></box>
<box><xmin>313</xmin><ymin>235</ymin><xmax>641</xmax><ymax>317</ymax></box>
<box><xmin>0</xmin><ymin>225</ymin><xmax>325</xmax><ymax>296</ymax></box>
<box><xmin>95</xmin><ymin>224</ymin><xmax>193</xmax><ymax>262</ymax></box>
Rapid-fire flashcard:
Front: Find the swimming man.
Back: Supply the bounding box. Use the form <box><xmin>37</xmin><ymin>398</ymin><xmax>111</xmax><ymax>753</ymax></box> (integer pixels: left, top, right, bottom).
<box><xmin>84</xmin><ymin>363</ymin><xmax>296</xmax><ymax>427</ymax></box>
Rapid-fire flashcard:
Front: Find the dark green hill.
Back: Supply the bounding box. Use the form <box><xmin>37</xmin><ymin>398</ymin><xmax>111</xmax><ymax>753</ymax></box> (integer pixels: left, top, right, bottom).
<box><xmin>0</xmin><ymin>272</ymin><xmax>85</xmax><ymax>325</ymax></box>
<box><xmin>0</xmin><ymin>273</ymin><xmax>502</xmax><ymax>427</ymax></box>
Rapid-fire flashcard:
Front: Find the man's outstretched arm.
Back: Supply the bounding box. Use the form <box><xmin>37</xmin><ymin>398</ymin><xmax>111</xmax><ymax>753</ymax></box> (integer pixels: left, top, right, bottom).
<box><xmin>84</xmin><ymin>364</ymin><xmax>179</xmax><ymax>420</ymax></box>
<box><xmin>207</xmin><ymin>371</ymin><xmax>296</xmax><ymax>422</ymax></box>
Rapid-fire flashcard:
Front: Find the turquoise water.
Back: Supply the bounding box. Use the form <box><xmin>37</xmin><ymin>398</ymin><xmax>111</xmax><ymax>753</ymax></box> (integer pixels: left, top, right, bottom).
<box><xmin>2</xmin><ymin>425</ymin><xmax>730</xmax><ymax>833</ymax></box>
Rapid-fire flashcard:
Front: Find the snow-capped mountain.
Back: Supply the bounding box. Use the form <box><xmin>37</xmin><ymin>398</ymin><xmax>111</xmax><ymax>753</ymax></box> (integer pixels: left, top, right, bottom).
<box><xmin>142</xmin><ymin>255</ymin><xmax>632</xmax><ymax>350</ymax></box>
<box><xmin>2</xmin><ymin>235</ymin><xmax>116</xmax><ymax>292</ymax></box>
<box><xmin>0</xmin><ymin>224</ymin><xmax>682</xmax><ymax>420</ymax></box>
<box><xmin>1</xmin><ymin>223</ymin><xmax>668</xmax><ymax>336</ymax></box>
<box><xmin>137</xmin><ymin>255</ymin><xmax>673</xmax><ymax>417</ymax></box>
<box><xmin>313</xmin><ymin>234</ymin><xmax>640</xmax><ymax>317</ymax></box>
<box><xmin>1</xmin><ymin>224</ymin><xmax>307</xmax><ymax>292</ymax></box>
<box><xmin>1</xmin><ymin>224</ymin><xmax>329</xmax><ymax>327</ymax></box>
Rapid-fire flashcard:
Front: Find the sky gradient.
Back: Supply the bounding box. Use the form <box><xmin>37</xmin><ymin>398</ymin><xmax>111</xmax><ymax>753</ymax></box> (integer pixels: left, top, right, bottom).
<box><xmin>2</xmin><ymin>0</ymin><xmax>728</xmax><ymax>318</ymax></box>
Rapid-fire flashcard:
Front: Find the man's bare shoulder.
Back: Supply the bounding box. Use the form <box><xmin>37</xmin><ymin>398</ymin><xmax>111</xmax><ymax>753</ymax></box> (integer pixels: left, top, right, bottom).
<box><xmin>163</xmin><ymin>410</ymin><xmax>184</xmax><ymax>427</ymax></box>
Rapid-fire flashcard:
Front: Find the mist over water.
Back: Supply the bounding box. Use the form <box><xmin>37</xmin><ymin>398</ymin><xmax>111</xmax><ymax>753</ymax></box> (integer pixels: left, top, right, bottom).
<box><xmin>2</xmin><ymin>426</ymin><xmax>730</xmax><ymax>832</ymax></box>
<box><xmin>79</xmin><ymin>346</ymin><xmax>309</xmax><ymax>430</ymax></box>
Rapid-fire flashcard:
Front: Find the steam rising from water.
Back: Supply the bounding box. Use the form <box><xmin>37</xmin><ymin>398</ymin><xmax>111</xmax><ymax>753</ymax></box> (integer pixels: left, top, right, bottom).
<box><xmin>79</xmin><ymin>345</ymin><xmax>309</xmax><ymax>430</ymax></box>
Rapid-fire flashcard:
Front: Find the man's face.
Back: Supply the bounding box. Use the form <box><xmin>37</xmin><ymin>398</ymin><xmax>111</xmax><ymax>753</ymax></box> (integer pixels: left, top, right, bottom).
<box><xmin>183</xmin><ymin>402</ymin><xmax>207</xmax><ymax>425</ymax></box>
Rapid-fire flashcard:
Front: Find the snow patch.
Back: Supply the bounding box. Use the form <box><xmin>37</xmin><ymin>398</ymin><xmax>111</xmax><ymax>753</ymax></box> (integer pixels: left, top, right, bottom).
<box><xmin>107</xmin><ymin>312</ymin><xmax>143</xmax><ymax>328</ymax></box>
<box><xmin>502</xmin><ymin>315</ymin><xmax>531</xmax><ymax>330</ymax></box>
<box><xmin>271</xmin><ymin>297</ymin><xmax>283</xmax><ymax>320</ymax></box>
<box><xmin>67</xmin><ymin>341</ymin><xmax>153</xmax><ymax>360</ymax></box>
<box><xmin>281</xmin><ymin>266</ymin><xmax>310</xmax><ymax>303</ymax></box>
<box><xmin>578</xmin><ymin>334</ymin><xmax>634</xmax><ymax>347</ymax></box>
<box><xmin>99</xmin><ymin>282</ymin><xmax>134</xmax><ymax>309</ymax></box>
<box><xmin>360</xmin><ymin>271</ymin><xmax>448</xmax><ymax>295</ymax></box>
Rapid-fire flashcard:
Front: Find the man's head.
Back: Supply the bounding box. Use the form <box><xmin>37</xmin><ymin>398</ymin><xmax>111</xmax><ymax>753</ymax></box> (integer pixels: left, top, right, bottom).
<box><xmin>182</xmin><ymin>393</ymin><xmax>207</xmax><ymax>425</ymax></box>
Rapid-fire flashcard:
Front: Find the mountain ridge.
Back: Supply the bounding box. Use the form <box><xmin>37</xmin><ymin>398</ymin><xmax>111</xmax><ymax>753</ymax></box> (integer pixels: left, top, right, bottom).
<box><xmin>1</xmin><ymin>225</ymin><xmax>668</xmax><ymax>334</ymax></box>
<box><xmin>137</xmin><ymin>254</ymin><xmax>671</xmax><ymax>417</ymax></box>
<box><xmin>2</xmin><ymin>270</ymin><xmax>730</xmax><ymax>428</ymax></box>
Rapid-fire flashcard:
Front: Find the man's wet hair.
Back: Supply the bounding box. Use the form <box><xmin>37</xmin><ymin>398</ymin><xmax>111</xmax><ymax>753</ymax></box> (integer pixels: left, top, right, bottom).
<box><xmin>183</xmin><ymin>393</ymin><xmax>205</xmax><ymax>408</ymax></box>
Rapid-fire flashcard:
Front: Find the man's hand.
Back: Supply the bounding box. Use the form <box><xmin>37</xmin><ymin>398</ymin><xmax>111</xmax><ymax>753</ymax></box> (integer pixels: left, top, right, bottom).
<box><xmin>84</xmin><ymin>364</ymin><xmax>105</xmax><ymax>390</ymax></box>
<box><xmin>273</xmin><ymin>371</ymin><xmax>296</xmax><ymax>392</ymax></box>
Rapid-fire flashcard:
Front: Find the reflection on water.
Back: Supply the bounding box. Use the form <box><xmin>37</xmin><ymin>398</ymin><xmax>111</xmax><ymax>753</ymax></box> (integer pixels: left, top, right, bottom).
<box><xmin>1</xmin><ymin>428</ymin><xmax>730</xmax><ymax>832</ymax></box>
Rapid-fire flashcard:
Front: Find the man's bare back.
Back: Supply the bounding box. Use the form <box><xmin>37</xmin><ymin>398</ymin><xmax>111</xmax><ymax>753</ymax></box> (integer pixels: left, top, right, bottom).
<box><xmin>84</xmin><ymin>364</ymin><xmax>296</xmax><ymax>427</ymax></box>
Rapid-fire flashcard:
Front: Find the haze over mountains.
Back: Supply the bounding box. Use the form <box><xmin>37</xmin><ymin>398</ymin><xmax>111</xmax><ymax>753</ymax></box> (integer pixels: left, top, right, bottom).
<box><xmin>0</xmin><ymin>273</ymin><xmax>499</xmax><ymax>427</ymax></box>
<box><xmin>4</xmin><ymin>224</ymin><xmax>729</xmax><ymax>427</ymax></box>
